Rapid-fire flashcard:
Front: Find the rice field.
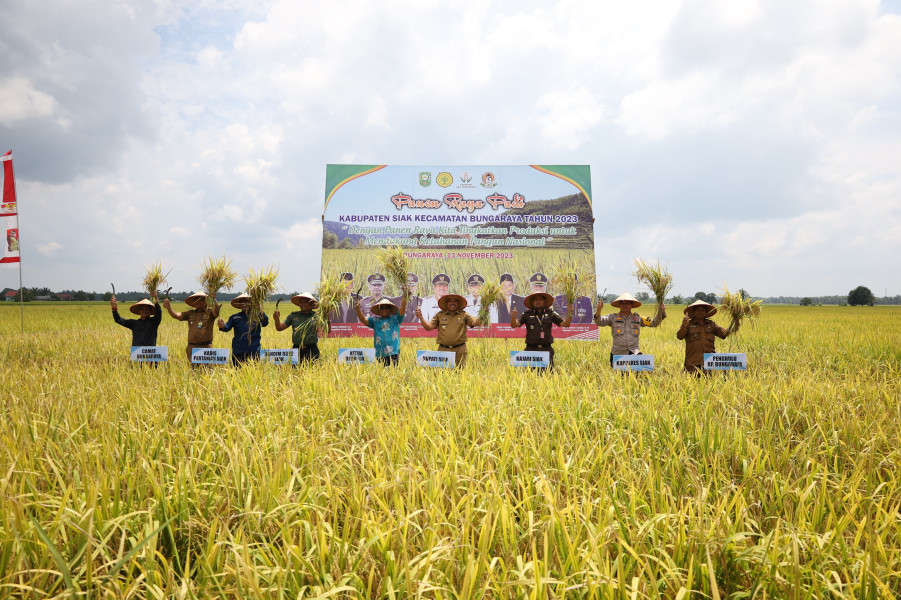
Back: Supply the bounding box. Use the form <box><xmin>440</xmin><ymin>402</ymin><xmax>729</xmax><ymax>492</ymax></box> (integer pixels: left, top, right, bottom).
<box><xmin>1</xmin><ymin>303</ymin><xmax>899</xmax><ymax>598</ymax></box>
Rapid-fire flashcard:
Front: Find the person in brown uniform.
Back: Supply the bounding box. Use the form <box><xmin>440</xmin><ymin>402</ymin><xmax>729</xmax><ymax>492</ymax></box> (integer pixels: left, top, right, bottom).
<box><xmin>594</xmin><ymin>292</ymin><xmax>665</xmax><ymax>366</ymax></box>
<box><xmin>164</xmin><ymin>291</ymin><xmax>220</xmax><ymax>363</ymax></box>
<box><xmin>415</xmin><ymin>293</ymin><xmax>481</xmax><ymax>367</ymax></box>
<box><xmin>676</xmin><ymin>299</ymin><xmax>731</xmax><ymax>375</ymax></box>
<box><xmin>510</xmin><ymin>292</ymin><xmax>573</xmax><ymax>370</ymax></box>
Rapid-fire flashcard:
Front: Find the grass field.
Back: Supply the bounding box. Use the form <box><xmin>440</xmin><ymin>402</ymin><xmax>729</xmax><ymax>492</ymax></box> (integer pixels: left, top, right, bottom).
<box><xmin>1</xmin><ymin>303</ymin><xmax>899</xmax><ymax>598</ymax></box>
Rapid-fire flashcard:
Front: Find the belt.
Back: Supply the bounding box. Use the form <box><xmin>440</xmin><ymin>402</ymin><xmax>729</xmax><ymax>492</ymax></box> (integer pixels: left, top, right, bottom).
<box><xmin>439</xmin><ymin>343</ymin><xmax>466</xmax><ymax>349</ymax></box>
<box><xmin>528</xmin><ymin>343</ymin><xmax>550</xmax><ymax>349</ymax></box>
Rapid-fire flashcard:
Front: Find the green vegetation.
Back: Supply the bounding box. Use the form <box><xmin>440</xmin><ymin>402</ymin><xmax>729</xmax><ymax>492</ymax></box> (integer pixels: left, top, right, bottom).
<box><xmin>1</xmin><ymin>304</ymin><xmax>899</xmax><ymax>597</ymax></box>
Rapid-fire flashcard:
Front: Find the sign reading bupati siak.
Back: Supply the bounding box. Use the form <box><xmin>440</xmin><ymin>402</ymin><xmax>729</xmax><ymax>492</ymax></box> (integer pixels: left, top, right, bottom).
<box><xmin>322</xmin><ymin>165</ymin><xmax>597</xmax><ymax>339</ymax></box>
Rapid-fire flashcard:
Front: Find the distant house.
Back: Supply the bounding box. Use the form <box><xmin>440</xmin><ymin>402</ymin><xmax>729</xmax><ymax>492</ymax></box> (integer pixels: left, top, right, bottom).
<box><xmin>4</xmin><ymin>291</ymin><xmax>16</xmax><ymax>301</ymax></box>
<box><xmin>58</xmin><ymin>293</ymin><xmax>73</xmax><ymax>301</ymax></box>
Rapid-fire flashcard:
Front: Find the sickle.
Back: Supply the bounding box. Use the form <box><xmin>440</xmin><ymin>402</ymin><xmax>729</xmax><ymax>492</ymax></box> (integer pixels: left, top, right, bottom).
<box><xmin>162</xmin><ymin>286</ymin><xmax>172</xmax><ymax>300</ymax></box>
<box><xmin>275</xmin><ymin>299</ymin><xmax>281</xmax><ymax>311</ymax></box>
<box><xmin>111</xmin><ymin>283</ymin><xmax>116</xmax><ymax>296</ymax></box>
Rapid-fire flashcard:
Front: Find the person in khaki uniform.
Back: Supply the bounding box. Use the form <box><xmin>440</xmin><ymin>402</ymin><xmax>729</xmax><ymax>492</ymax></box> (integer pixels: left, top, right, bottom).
<box><xmin>164</xmin><ymin>291</ymin><xmax>220</xmax><ymax>363</ymax></box>
<box><xmin>416</xmin><ymin>293</ymin><xmax>481</xmax><ymax>367</ymax></box>
<box><xmin>594</xmin><ymin>292</ymin><xmax>665</xmax><ymax>366</ymax></box>
<box><xmin>676</xmin><ymin>299</ymin><xmax>731</xmax><ymax>375</ymax></box>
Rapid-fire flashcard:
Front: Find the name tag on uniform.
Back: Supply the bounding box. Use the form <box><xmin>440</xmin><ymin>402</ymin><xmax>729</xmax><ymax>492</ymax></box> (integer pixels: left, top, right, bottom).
<box><xmin>612</xmin><ymin>355</ymin><xmax>654</xmax><ymax>371</ymax></box>
<box><xmin>191</xmin><ymin>348</ymin><xmax>229</xmax><ymax>365</ymax></box>
<box><xmin>704</xmin><ymin>353</ymin><xmax>747</xmax><ymax>370</ymax></box>
<box><xmin>131</xmin><ymin>346</ymin><xmax>168</xmax><ymax>362</ymax></box>
<box><xmin>338</xmin><ymin>348</ymin><xmax>376</xmax><ymax>364</ymax></box>
<box><xmin>260</xmin><ymin>349</ymin><xmax>299</xmax><ymax>365</ymax></box>
<box><xmin>417</xmin><ymin>350</ymin><xmax>455</xmax><ymax>368</ymax></box>
<box><xmin>510</xmin><ymin>351</ymin><xmax>550</xmax><ymax>368</ymax></box>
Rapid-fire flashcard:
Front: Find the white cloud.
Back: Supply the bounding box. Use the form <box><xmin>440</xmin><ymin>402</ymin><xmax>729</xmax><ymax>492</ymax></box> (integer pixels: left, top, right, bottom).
<box><xmin>37</xmin><ymin>242</ymin><xmax>63</xmax><ymax>256</ymax></box>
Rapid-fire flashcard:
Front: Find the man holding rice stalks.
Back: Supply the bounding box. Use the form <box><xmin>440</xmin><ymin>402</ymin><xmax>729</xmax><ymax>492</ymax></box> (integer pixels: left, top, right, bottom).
<box><xmin>510</xmin><ymin>292</ymin><xmax>573</xmax><ymax>370</ymax></box>
<box><xmin>416</xmin><ymin>293</ymin><xmax>482</xmax><ymax>368</ymax></box>
<box><xmin>676</xmin><ymin>299</ymin><xmax>730</xmax><ymax>375</ymax></box>
<box><xmin>593</xmin><ymin>293</ymin><xmax>665</xmax><ymax>366</ymax></box>
<box><xmin>111</xmin><ymin>291</ymin><xmax>162</xmax><ymax>348</ymax></box>
<box><xmin>273</xmin><ymin>293</ymin><xmax>322</xmax><ymax>364</ymax></box>
<box><xmin>218</xmin><ymin>293</ymin><xmax>269</xmax><ymax>366</ymax></box>
<box><xmin>164</xmin><ymin>291</ymin><xmax>220</xmax><ymax>363</ymax></box>
<box><xmin>356</xmin><ymin>294</ymin><xmax>407</xmax><ymax>367</ymax></box>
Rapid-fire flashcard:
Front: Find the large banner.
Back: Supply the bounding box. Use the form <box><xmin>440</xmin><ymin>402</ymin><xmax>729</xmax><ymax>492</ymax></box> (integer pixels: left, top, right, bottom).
<box><xmin>322</xmin><ymin>165</ymin><xmax>597</xmax><ymax>339</ymax></box>
<box><xmin>1</xmin><ymin>151</ymin><xmax>19</xmax><ymax>267</ymax></box>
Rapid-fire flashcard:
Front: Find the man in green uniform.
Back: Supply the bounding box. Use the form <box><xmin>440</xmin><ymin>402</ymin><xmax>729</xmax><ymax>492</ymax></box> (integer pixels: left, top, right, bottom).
<box><xmin>676</xmin><ymin>299</ymin><xmax>731</xmax><ymax>374</ymax></box>
<box><xmin>274</xmin><ymin>292</ymin><xmax>323</xmax><ymax>364</ymax></box>
<box><xmin>164</xmin><ymin>291</ymin><xmax>220</xmax><ymax>363</ymax></box>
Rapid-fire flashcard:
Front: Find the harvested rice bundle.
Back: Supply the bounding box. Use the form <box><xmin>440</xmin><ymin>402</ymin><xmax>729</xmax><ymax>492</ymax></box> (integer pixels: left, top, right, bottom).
<box><xmin>550</xmin><ymin>258</ymin><xmax>596</xmax><ymax>306</ymax></box>
<box><xmin>376</xmin><ymin>245</ymin><xmax>412</xmax><ymax>298</ymax></box>
<box><xmin>633</xmin><ymin>259</ymin><xmax>674</xmax><ymax>307</ymax></box>
<box><xmin>720</xmin><ymin>284</ymin><xmax>763</xmax><ymax>333</ymax></box>
<box><xmin>476</xmin><ymin>278</ymin><xmax>504</xmax><ymax>328</ymax></box>
<box><xmin>198</xmin><ymin>256</ymin><xmax>239</xmax><ymax>308</ymax></box>
<box><xmin>244</xmin><ymin>266</ymin><xmax>279</xmax><ymax>328</ymax></box>
<box><xmin>314</xmin><ymin>271</ymin><xmax>349</xmax><ymax>335</ymax></box>
<box><xmin>142</xmin><ymin>262</ymin><xmax>170</xmax><ymax>298</ymax></box>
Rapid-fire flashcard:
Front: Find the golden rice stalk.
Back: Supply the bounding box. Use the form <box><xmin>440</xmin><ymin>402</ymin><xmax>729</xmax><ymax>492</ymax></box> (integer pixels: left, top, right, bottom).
<box><xmin>198</xmin><ymin>256</ymin><xmax>239</xmax><ymax>308</ymax></box>
<box><xmin>376</xmin><ymin>245</ymin><xmax>412</xmax><ymax>297</ymax></box>
<box><xmin>476</xmin><ymin>278</ymin><xmax>504</xmax><ymax>329</ymax></box>
<box><xmin>550</xmin><ymin>257</ymin><xmax>597</xmax><ymax>306</ymax></box>
<box><xmin>314</xmin><ymin>271</ymin><xmax>350</xmax><ymax>335</ymax></box>
<box><xmin>142</xmin><ymin>262</ymin><xmax>170</xmax><ymax>298</ymax></box>
<box><xmin>244</xmin><ymin>266</ymin><xmax>279</xmax><ymax>329</ymax></box>
<box><xmin>720</xmin><ymin>283</ymin><xmax>763</xmax><ymax>333</ymax></box>
<box><xmin>633</xmin><ymin>259</ymin><xmax>674</xmax><ymax>306</ymax></box>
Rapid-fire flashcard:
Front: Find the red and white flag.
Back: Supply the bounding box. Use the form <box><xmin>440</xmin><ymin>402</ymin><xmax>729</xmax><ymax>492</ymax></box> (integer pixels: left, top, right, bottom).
<box><xmin>1</xmin><ymin>150</ymin><xmax>20</xmax><ymax>266</ymax></box>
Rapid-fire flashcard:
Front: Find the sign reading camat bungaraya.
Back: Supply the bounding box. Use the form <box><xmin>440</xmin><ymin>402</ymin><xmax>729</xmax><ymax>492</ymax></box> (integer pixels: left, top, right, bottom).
<box><xmin>704</xmin><ymin>353</ymin><xmax>747</xmax><ymax>370</ymax></box>
<box><xmin>130</xmin><ymin>346</ymin><xmax>168</xmax><ymax>363</ymax></box>
<box><xmin>322</xmin><ymin>165</ymin><xmax>598</xmax><ymax>339</ymax></box>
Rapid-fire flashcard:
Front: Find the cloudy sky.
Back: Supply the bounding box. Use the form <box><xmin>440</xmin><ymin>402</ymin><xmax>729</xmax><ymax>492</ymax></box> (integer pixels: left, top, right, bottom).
<box><xmin>2</xmin><ymin>0</ymin><xmax>900</xmax><ymax>298</ymax></box>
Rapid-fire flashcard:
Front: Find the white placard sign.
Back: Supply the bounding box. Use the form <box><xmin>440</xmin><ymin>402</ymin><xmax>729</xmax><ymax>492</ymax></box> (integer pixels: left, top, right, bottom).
<box><xmin>338</xmin><ymin>348</ymin><xmax>377</xmax><ymax>364</ymax></box>
<box><xmin>509</xmin><ymin>351</ymin><xmax>550</xmax><ymax>368</ymax></box>
<box><xmin>416</xmin><ymin>350</ymin><xmax>456</xmax><ymax>368</ymax></box>
<box><xmin>704</xmin><ymin>353</ymin><xmax>747</xmax><ymax>370</ymax></box>
<box><xmin>191</xmin><ymin>348</ymin><xmax>230</xmax><ymax>365</ymax></box>
<box><xmin>260</xmin><ymin>349</ymin><xmax>299</xmax><ymax>365</ymax></box>
<box><xmin>612</xmin><ymin>354</ymin><xmax>654</xmax><ymax>371</ymax></box>
<box><xmin>130</xmin><ymin>346</ymin><xmax>168</xmax><ymax>362</ymax></box>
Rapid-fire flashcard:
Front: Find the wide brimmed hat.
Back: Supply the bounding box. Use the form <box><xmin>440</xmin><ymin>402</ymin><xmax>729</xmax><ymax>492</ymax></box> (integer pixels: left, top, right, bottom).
<box><xmin>185</xmin><ymin>291</ymin><xmax>208</xmax><ymax>308</ymax></box>
<box><xmin>611</xmin><ymin>292</ymin><xmax>641</xmax><ymax>308</ymax></box>
<box><xmin>684</xmin><ymin>299</ymin><xmax>717</xmax><ymax>317</ymax></box>
<box><xmin>129</xmin><ymin>298</ymin><xmax>155</xmax><ymax>315</ymax></box>
<box><xmin>437</xmin><ymin>293</ymin><xmax>467</xmax><ymax>311</ymax></box>
<box><xmin>524</xmin><ymin>292</ymin><xmax>554</xmax><ymax>309</ymax></box>
<box><xmin>291</xmin><ymin>292</ymin><xmax>319</xmax><ymax>308</ymax></box>
<box><xmin>230</xmin><ymin>292</ymin><xmax>251</xmax><ymax>309</ymax></box>
<box><xmin>371</xmin><ymin>298</ymin><xmax>398</xmax><ymax>315</ymax></box>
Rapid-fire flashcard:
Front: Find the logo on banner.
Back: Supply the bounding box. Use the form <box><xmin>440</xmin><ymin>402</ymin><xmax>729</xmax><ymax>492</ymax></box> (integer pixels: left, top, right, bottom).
<box><xmin>419</xmin><ymin>172</ymin><xmax>431</xmax><ymax>187</ymax></box>
<box><xmin>457</xmin><ymin>171</ymin><xmax>476</xmax><ymax>189</ymax></box>
<box><xmin>0</xmin><ymin>203</ymin><xmax>15</xmax><ymax>215</ymax></box>
<box><xmin>416</xmin><ymin>350</ymin><xmax>455</xmax><ymax>368</ymax></box>
<box><xmin>436</xmin><ymin>172</ymin><xmax>453</xmax><ymax>188</ymax></box>
<box><xmin>480</xmin><ymin>172</ymin><xmax>498</xmax><ymax>188</ymax></box>
<box><xmin>612</xmin><ymin>355</ymin><xmax>654</xmax><ymax>371</ymax></box>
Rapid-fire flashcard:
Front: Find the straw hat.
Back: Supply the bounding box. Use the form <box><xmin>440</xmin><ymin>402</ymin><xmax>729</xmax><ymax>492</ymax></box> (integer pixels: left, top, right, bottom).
<box><xmin>230</xmin><ymin>293</ymin><xmax>252</xmax><ymax>309</ymax></box>
<box><xmin>129</xmin><ymin>298</ymin><xmax>155</xmax><ymax>315</ymax></box>
<box><xmin>684</xmin><ymin>299</ymin><xmax>717</xmax><ymax>317</ymax></box>
<box><xmin>185</xmin><ymin>291</ymin><xmax>208</xmax><ymax>308</ymax></box>
<box><xmin>524</xmin><ymin>292</ymin><xmax>554</xmax><ymax>310</ymax></box>
<box><xmin>371</xmin><ymin>298</ymin><xmax>399</xmax><ymax>315</ymax></box>
<box><xmin>611</xmin><ymin>292</ymin><xmax>641</xmax><ymax>308</ymax></box>
<box><xmin>437</xmin><ymin>293</ymin><xmax>467</xmax><ymax>311</ymax></box>
<box><xmin>291</xmin><ymin>292</ymin><xmax>319</xmax><ymax>308</ymax></box>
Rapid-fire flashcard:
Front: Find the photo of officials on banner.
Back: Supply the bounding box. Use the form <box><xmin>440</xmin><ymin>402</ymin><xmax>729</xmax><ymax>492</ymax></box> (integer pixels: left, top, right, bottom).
<box><xmin>322</xmin><ymin>165</ymin><xmax>598</xmax><ymax>339</ymax></box>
